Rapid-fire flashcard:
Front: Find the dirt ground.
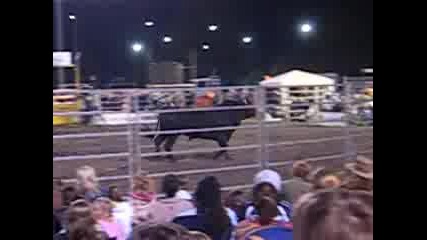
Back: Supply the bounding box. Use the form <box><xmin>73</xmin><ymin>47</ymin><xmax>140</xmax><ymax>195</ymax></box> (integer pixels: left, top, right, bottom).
<box><xmin>53</xmin><ymin>123</ymin><xmax>372</xmax><ymax>193</ymax></box>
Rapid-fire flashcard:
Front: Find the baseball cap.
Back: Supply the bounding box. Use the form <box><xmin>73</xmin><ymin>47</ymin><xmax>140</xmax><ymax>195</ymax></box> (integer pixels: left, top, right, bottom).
<box><xmin>254</xmin><ymin>169</ymin><xmax>282</xmax><ymax>192</ymax></box>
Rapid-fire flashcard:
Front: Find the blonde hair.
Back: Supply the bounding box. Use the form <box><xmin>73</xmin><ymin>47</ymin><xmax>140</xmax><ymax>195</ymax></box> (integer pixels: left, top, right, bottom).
<box><xmin>76</xmin><ymin>165</ymin><xmax>98</xmax><ymax>191</ymax></box>
<box><xmin>186</xmin><ymin>231</ymin><xmax>212</xmax><ymax>240</ymax></box>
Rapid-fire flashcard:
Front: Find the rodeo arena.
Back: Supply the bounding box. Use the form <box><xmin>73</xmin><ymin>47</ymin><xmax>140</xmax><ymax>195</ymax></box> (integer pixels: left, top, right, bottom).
<box><xmin>53</xmin><ymin>65</ymin><xmax>373</xmax><ymax>239</ymax></box>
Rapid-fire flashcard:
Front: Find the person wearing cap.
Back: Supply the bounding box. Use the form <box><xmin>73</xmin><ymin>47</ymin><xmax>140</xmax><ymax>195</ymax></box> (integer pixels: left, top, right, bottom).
<box><xmin>235</xmin><ymin>196</ymin><xmax>292</xmax><ymax>240</ymax></box>
<box><xmin>282</xmin><ymin>161</ymin><xmax>313</xmax><ymax>204</ymax></box>
<box><xmin>243</xmin><ymin>169</ymin><xmax>291</xmax><ymax>222</ymax></box>
<box><xmin>135</xmin><ymin>174</ymin><xmax>194</xmax><ymax>226</ymax></box>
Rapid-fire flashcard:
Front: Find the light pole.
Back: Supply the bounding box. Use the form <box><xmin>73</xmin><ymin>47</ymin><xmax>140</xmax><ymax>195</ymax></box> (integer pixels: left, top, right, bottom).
<box><xmin>131</xmin><ymin>42</ymin><xmax>145</xmax><ymax>87</ymax></box>
<box><xmin>54</xmin><ymin>0</ymin><xmax>65</xmax><ymax>86</ymax></box>
<box><xmin>69</xmin><ymin>14</ymin><xmax>78</xmax><ymax>56</ymax></box>
<box><xmin>69</xmin><ymin>14</ymin><xmax>81</xmax><ymax>89</ymax></box>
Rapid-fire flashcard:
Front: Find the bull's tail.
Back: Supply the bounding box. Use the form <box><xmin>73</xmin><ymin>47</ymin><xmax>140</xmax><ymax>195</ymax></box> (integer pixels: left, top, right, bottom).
<box><xmin>142</xmin><ymin>119</ymin><xmax>160</xmax><ymax>141</ymax></box>
<box><xmin>151</xmin><ymin>119</ymin><xmax>161</xmax><ymax>141</ymax></box>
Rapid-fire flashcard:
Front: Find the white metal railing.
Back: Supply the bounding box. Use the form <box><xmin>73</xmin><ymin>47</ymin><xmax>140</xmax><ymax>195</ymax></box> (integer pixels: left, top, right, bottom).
<box><xmin>57</xmin><ymin>149</ymin><xmax>373</xmax><ymax>185</ymax></box>
<box><xmin>53</xmin><ymin>81</ymin><xmax>373</xmax><ymax>190</ymax></box>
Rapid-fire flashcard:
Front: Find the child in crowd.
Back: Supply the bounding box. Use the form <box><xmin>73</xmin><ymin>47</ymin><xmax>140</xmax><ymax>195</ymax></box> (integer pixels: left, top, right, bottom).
<box><xmin>131</xmin><ymin>175</ymin><xmax>157</xmax><ymax>226</ymax></box>
<box><xmin>108</xmin><ymin>185</ymin><xmax>133</xmax><ymax>239</ymax></box>
<box><xmin>224</xmin><ymin>190</ymin><xmax>247</xmax><ymax>222</ymax></box>
<box><xmin>137</xmin><ymin>174</ymin><xmax>194</xmax><ymax>225</ymax></box>
<box><xmin>235</xmin><ymin>196</ymin><xmax>292</xmax><ymax>240</ymax></box>
<box><xmin>244</xmin><ymin>169</ymin><xmax>291</xmax><ymax>222</ymax></box>
<box><xmin>76</xmin><ymin>165</ymin><xmax>107</xmax><ymax>202</ymax></box>
<box><xmin>92</xmin><ymin>197</ymin><xmax>126</xmax><ymax>240</ymax></box>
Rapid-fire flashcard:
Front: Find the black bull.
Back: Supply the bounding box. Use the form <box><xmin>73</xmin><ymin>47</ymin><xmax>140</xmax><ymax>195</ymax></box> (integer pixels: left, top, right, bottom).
<box><xmin>147</xmin><ymin>101</ymin><xmax>256</xmax><ymax>160</ymax></box>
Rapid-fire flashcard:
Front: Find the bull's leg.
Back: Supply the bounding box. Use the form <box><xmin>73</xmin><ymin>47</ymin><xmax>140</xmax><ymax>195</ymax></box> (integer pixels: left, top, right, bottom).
<box><xmin>214</xmin><ymin>137</ymin><xmax>232</xmax><ymax>160</ymax></box>
<box><xmin>164</xmin><ymin>135</ymin><xmax>179</xmax><ymax>161</ymax></box>
<box><xmin>153</xmin><ymin>135</ymin><xmax>167</xmax><ymax>152</ymax></box>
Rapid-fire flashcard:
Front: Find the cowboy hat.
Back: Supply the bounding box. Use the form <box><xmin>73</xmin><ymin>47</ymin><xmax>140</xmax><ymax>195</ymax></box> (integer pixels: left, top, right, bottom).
<box><xmin>345</xmin><ymin>155</ymin><xmax>373</xmax><ymax>180</ymax></box>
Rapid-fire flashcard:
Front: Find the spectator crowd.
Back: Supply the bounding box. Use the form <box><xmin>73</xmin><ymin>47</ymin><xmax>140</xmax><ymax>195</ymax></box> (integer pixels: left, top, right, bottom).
<box><xmin>53</xmin><ymin>155</ymin><xmax>373</xmax><ymax>240</ymax></box>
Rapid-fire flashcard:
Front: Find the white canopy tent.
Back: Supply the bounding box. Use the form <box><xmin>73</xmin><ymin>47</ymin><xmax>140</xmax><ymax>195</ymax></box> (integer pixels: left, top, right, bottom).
<box><xmin>260</xmin><ymin>70</ymin><xmax>335</xmax><ymax>87</ymax></box>
<box><xmin>259</xmin><ymin>70</ymin><xmax>336</xmax><ymax>122</ymax></box>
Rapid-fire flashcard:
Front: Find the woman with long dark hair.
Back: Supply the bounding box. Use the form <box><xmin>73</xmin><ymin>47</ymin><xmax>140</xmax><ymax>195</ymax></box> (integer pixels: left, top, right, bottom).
<box><xmin>173</xmin><ymin>176</ymin><xmax>233</xmax><ymax>240</ymax></box>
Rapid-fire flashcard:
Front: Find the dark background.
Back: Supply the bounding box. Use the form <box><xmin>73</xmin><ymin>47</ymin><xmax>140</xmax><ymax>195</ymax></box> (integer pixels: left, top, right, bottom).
<box><xmin>53</xmin><ymin>0</ymin><xmax>373</xmax><ymax>85</ymax></box>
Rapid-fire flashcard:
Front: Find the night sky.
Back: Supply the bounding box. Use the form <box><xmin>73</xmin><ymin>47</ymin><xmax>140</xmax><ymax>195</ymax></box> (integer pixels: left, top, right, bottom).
<box><xmin>54</xmin><ymin>0</ymin><xmax>373</xmax><ymax>85</ymax></box>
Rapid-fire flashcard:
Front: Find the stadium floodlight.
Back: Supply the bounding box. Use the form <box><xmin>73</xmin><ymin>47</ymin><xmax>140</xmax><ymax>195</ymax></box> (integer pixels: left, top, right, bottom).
<box><xmin>144</xmin><ymin>21</ymin><xmax>155</xmax><ymax>27</ymax></box>
<box><xmin>132</xmin><ymin>42</ymin><xmax>144</xmax><ymax>53</ymax></box>
<box><xmin>242</xmin><ymin>36</ymin><xmax>252</xmax><ymax>44</ymax></box>
<box><xmin>202</xmin><ymin>44</ymin><xmax>210</xmax><ymax>50</ymax></box>
<box><xmin>208</xmin><ymin>25</ymin><xmax>218</xmax><ymax>32</ymax></box>
<box><xmin>163</xmin><ymin>36</ymin><xmax>173</xmax><ymax>43</ymax></box>
<box><xmin>300</xmin><ymin>23</ymin><xmax>313</xmax><ymax>33</ymax></box>
<box><xmin>361</xmin><ymin>68</ymin><xmax>373</xmax><ymax>73</ymax></box>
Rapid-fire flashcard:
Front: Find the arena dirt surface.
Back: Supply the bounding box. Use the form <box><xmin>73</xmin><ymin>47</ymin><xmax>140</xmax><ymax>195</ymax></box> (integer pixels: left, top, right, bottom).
<box><xmin>53</xmin><ymin>122</ymin><xmax>372</xmax><ymax>193</ymax></box>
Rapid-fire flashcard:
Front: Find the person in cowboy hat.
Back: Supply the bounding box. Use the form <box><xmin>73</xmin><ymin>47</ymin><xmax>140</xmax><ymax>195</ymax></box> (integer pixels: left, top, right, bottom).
<box><xmin>343</xmin><ymin>156</ymin><xmax>373</xmax><ymax>192</ymax></box>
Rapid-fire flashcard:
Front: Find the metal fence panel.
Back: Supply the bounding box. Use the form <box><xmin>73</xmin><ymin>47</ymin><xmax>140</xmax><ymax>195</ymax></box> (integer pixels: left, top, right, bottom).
<box><xmin>53</xmin><ymin>81</ymin><xmax>373</xmax><ymax>192</ymax></box>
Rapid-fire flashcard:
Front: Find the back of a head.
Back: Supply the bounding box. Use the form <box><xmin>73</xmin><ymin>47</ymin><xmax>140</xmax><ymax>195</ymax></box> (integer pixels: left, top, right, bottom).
<box><xmin>195</xmin><ymin>176</ymin><xmax>222</xmax><ymax>209</ymax></box>
<box><xmin>67</xmin><ymin>199</ymin><xmax>93</xmax><ymax>225</ymax></box>
<box><xmin>68</xmin><ymin>217</ymin><xmax>106</xmax><ymax>240</ymax></box>
<box><xmin>63</xmin><ymin>186</ymin><xmax>78</xmax><ymax>206</ymax></box>
<box><xmin>135</xmin><ymin>224</ymin><xmax>187</xmax><ymax>240</ymax></box>
<box><xmin>293</xmin><ymin>189</ymin><xmax>373</xmax><ymax>240</ymax></box>
<box><xmin>184</xmin><ymin>231</ymin><xmax>212</xmax><ymax>240</ymax></box>
<box><xmin>194</xmin><ymin>176</ymin><xmax>230</xmax><ymax>236</ymax></box>
<box><xmin>292</xmin><ymin>161</ymin><xmax>312</xmax><ymax>179</ymax></box>
<box><xmin>162</xmin><ymin>174</ymin><xmax>181</xmax><ymax>198</ymax></box>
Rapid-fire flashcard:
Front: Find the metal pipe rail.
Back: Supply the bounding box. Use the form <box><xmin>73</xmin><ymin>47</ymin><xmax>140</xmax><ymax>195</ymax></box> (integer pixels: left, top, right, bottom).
<box><xmin>52</xmin><ymin>123</ymin><xmax>284</xmax><ymax>140</ymax></box>
<box><xmin>138</xmin><ymin>124</ymin><xmax>270</xmax><ymax>137</ymax></box>
<box><xmin>53</xmin><ymin>131</ymin><xmax>128</xmax><ymax>140</ymax></box>
<box><xmin>53</xmin><ymin>152</ymin><xmax>129</xmax><ymax>162</ymax></box>
<box><xmin>53</xmin><ymin>104</ymin><xmax>256</xmax><ymax>116</ymax></box>
<box><xmin>53</xmin><ymin>133</ymin><xmax>370</xmax><ymax>162</ymax></box>
<box><xmin>53</xmin><ymin>126</ymin><xmax>371</xmax><ymax>145</ymax></box>
<box><xmin>56</xmin><ymin>149</ymin><xmax>373</xmax><ymax>184</ymax></box>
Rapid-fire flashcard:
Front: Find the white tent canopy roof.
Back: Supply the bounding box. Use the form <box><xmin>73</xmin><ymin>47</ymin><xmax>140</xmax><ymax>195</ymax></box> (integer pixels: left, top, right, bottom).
<box><xmin>260</xmin><ymin>70</ymin><xmax>334</xmax><ymax>87</ymax></box>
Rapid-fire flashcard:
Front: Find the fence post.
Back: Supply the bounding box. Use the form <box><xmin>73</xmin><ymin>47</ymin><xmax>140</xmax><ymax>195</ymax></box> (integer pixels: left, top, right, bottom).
<box><xmin>256</xmin><ymin>86</ymin><xmax>269</xmax><ymax>169</ymax></box>
<box><xmin>342</xmin><ymin>77</ymin><xmax>356</xmax><ymax>162</ymax></box>
<box><xmin>133</xmin><ymin>91</ymin><xmax>142</xmax><ymax>174</ymax></box>
<box><xmin>126</xmin><ymin>94</ymin><xmax>135</xmax><ymax>193</ymax></box>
